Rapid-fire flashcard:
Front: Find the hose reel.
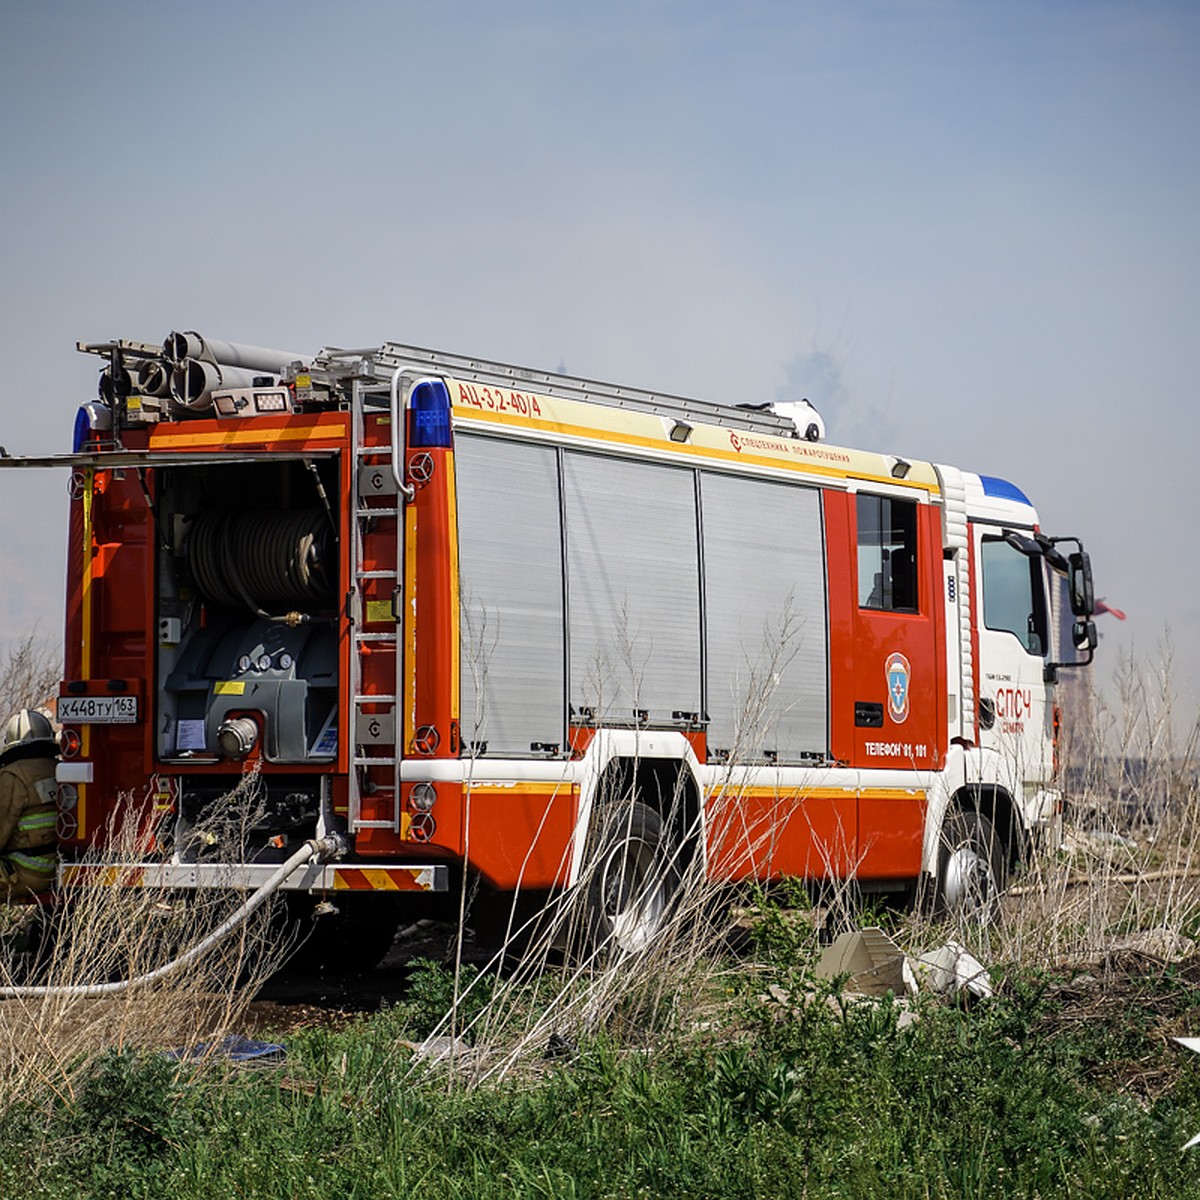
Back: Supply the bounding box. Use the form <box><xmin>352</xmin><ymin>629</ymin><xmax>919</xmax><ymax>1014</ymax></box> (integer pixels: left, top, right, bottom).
<box><xmin>187</xmin><ymin>508</ymin><xmax>334</xmax><ymax>618</ymax></box>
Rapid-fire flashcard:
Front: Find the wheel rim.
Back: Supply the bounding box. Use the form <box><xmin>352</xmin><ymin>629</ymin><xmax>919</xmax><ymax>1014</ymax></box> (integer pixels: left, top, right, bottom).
<box><xmin>942</xmin><ymin>843</ymin><xmax>996</xmax><ymax>918</ymax></box>
<box><xmin>598</xmin><ymin>834</ymin><xmax>666</xmax><ymax>953</ymax></box>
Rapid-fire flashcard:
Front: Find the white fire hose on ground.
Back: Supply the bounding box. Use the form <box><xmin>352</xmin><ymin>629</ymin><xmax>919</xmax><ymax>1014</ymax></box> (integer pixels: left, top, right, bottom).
<box><xmin>0</xmin><ymin>834</ymin><xmax>346</xmax><ymax>999</ymax></box>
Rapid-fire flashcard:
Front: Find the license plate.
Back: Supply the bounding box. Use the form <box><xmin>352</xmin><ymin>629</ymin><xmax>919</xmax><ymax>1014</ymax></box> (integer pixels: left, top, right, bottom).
<box><xmin>58</xmin><ymin>695</ymin><xmax>138</xmax><ymax>724</ymax></box>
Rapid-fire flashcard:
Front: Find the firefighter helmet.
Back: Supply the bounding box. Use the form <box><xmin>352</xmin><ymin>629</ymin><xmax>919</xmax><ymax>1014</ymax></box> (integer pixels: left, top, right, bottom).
<box><xmin>1</xmin><ymin>709</ymin><xmax>56</xmax><ymax>758</ymax></box>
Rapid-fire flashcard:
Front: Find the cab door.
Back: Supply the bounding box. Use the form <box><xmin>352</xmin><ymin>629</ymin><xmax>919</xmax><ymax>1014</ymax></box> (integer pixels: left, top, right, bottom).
<box><xmin>973</xmin><ymin>528</ymin><xmax>1054</xmax><ymax>784</ymax></box>
<box><xmin>851</xmin><ymin>490</ymin><xmax>943</xmax><ymax>878</ymax></box>
<box><xmin>852</xmin><ymin>491</ymin><xmax>942</xmax><ymax>771</ymax></box>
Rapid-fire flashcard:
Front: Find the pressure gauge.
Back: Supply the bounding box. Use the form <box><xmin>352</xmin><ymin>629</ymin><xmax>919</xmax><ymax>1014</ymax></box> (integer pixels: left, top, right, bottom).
<box><xmin>238</xmin><ymin>654</ymin><xmax>252</xmax><ymax>673</ymax></box>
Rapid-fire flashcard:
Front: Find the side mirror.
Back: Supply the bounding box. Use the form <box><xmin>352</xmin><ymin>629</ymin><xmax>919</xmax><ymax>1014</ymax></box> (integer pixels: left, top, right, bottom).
<box><xmin>1072</xmin><ymin>619</ymin><xmax>1097</xmax><ymax>653</ymax></box>
<box><xmin>1068</xmin><ymin>551</ymin><xmax>1094</xmax><ymax>617</ymax></box>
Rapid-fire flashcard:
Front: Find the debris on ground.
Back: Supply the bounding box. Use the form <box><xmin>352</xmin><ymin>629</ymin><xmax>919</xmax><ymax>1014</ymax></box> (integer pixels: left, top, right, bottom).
<box><xmin>165</xmin><ymin>1034</ymin><xmax>287</xmax><ymax>1066</ymax></box>
<box><xmin>1061</xmin><ymin>829</ymin><xmax>1140</xmax><ymax>855</ymax></box>
<box><xmin>762</xmin><ymin>928</ymin><xmax>995</xmax><ymax>1027</ymax></box>
<box><xmin>544</xmin><ymin>1031</ymin><xmax>578</xmax><ymax>1061</ymax></box>
<box><xmin>403</xmin><ymin>1034</ymin><xmax>481</xmax><ymax>1071</ymax></box>
<box><xmin>813</xmin><ymin>928</ymin><xmax>918</xmax><ymax>997</ymax></box>
<box><xmin>811</xmin><ymin>928</ymin><xmax>994</xmax><ymax>1003</ymax></box>
<box><xmin>1175</xmin><ymin>1037</ymin><xmax>1200</xmax><ymax>1150</ymax></box>
<box><xmin>912</xmin><ymin>940</ymin><xmax>994</xmax><ymax>1002</ymax></box>
<box><xmin>1107</xmin><ymin>926</ymin><xmax>1197</xmax><ymax>961</ymax></box>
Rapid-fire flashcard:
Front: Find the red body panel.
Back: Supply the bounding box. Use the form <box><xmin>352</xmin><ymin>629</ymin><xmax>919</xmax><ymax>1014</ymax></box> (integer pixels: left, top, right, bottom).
<box><xmin>847</xmin><ymin>496</ymin><xmax>943</xmax><ymax>772</ymax></box>
<box><xmin>407</xmin><ymin>445</ymin><xmax>457</xmax><ymax>765</ymax></box>
<box><xmin>857</xmin><ymin>792</ymin><xmax>927</xmax><ymax>879</ymax></box>
<box><xmin>63</xmin><ymin>464</ymin><xmax>152</xmax><ymax>844</ymax></box>
<box><xmin>824</xmin><ymin>491</ymin><xmax>858</xmax><ymax>767</ymax></box>
<box><xmin>820</xmin><ymin>490</ymin><xmax>946</xmax><ymax>879</ymax></box>
<box><xmin>705</xmin><ymin>788</ymin><xmax>858</xmax><ymax>881</ymax></box>
<box><xmin>463</xmin><ymin>785</ymin><xmax>579</xmax><ymax>890</ymax></box>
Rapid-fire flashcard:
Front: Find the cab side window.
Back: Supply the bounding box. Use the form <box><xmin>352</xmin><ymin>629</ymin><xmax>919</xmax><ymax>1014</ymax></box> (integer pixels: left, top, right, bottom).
<box><xmin>857</xmin><ymin>494</ymin><xmax>918</xmax><ymax>612</ymax></box>
<box><xmin>981</xmin><ymin>537</ymin><xmax>1047</xmax><ymax>655</ymax></box>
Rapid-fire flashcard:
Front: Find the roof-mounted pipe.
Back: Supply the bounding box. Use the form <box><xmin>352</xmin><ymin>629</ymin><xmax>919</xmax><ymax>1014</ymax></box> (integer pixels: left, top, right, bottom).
<box><xmin>169</xmin><ymin>360</ymin><xmax>272</xmax><ymax>411</ymax></box>
<box><xmin>163</xmin><ymin>331</ymin><xmax>306</xmax><ymax>373</ymax></box>
<box><xmin>136</xmin><ymin>358</ymin><xmax>171</xmax><ymax>398</ymax></box>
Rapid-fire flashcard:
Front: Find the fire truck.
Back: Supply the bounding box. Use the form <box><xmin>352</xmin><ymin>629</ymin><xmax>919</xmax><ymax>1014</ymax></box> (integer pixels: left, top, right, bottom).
<box><xmin>1</xmin><ymin>331</ymin><xmax>1097</xmax><ymax>962</ymax></box>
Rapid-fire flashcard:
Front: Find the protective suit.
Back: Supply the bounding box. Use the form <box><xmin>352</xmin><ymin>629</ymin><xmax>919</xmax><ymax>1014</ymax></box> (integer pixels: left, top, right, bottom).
<box><xmin>0</xmin><ymin>710</ymin><xmax>58</xmax><ymax>901</ymax></box>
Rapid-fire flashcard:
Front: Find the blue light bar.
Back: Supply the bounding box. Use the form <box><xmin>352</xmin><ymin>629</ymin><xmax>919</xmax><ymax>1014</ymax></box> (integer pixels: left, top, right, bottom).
<box><xmin>409</xmin><ymin>380</ymin><xmax>453</xmax><ymax>448</ymax></box>
<box><xmin>72</xmin><ymin>402</ymin><xmax>111</xmax><ymax>452</ymax></box>
<box><xmin>979</xmin><ymin>475</ymin><xmax>1032</xmax><ymax>506</ymax></box>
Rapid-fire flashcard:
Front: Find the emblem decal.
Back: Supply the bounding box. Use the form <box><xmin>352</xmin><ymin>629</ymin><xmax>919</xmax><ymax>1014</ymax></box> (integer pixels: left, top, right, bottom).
<box><xmin>885</xmin><ymin>652</ymin><xmax>911</xmax><ymax>724</ymax></box>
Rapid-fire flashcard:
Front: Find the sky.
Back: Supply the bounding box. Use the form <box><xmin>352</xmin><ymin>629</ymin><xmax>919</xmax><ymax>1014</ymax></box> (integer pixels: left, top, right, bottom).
<box><xmin>1</xmin><ymin>0</ymin><xmax>1198</xmax><ymax>741</ymax></box>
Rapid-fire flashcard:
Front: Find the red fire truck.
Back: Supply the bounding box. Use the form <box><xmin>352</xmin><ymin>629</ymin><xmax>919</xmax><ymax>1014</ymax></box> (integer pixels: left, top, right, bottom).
<box><xmin>2</xmin><ymin>332</ymin><xmax>1096</xmax><ymax>961</ymax></box>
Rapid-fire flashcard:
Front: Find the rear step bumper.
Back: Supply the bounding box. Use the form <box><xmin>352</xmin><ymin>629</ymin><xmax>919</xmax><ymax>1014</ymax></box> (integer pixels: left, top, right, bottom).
<box><xmin>60</xmin><ymin>861</ymin><xmax>449</xmax><ymax>893</ymax></box>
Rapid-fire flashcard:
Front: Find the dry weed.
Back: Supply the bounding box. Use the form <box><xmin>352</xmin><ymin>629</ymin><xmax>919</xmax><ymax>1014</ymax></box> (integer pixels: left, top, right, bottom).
<box><xmin>0</xmin><ymin>770</ymin><xmax>294</xmax><ymax>1117</ymax></box>
<box><xmin>986</xmin><ymin>644</ymin><xmax>1200</xmax><ymax>969</ymax></box>
<box><xmin>0</xmin><ymin>627</ymin><xmax>60</xmax><ymax>717</ymax></box>
<box><xmin>423</xmin><ymin>637</ymin><xmax>1200</xmax><ymax>1087</ymax></box>
<box><xmin>405</xmin><ymin>763</ymin><xmax>856</xmax><ymax>1091</ymax></box>
<box><xmin>414</xmin><ymin>617</ymin><xmax>838</xmax><ymax>1085</ymax></box>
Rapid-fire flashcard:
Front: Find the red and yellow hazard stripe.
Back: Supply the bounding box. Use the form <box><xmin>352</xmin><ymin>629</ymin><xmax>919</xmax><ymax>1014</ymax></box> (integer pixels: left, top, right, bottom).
<box><xmin>330</xmin><ymin>866</ymin><xmax>438</xmax><ymax>891</ymax></box>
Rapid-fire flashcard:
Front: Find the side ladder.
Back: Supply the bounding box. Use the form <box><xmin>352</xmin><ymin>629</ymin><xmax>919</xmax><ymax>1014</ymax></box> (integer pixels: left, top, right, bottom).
<box><xmin>347</xmin><ymin>381</ymin><xmax>404</xmax><ymax>833</ymax></box>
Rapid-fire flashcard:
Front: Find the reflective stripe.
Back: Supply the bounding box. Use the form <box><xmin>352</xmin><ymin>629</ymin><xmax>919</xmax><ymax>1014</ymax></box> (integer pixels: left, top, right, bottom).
<box><xmin>17</xmin><ymin>811</ymin><xmax>57</xmax><ymax>833</ymax></box>
<box><xmin>7</xmin><ymin>851</ymin><xmax>56</xmax><ymax>873</ymax></box>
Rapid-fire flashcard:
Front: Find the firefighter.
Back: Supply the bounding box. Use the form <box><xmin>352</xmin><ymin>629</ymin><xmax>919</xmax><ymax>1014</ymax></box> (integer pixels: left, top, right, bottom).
<box><xmin>0</xmin><ymin>709</ymin><xmax>59</xmax><ymax>902</ymax></box>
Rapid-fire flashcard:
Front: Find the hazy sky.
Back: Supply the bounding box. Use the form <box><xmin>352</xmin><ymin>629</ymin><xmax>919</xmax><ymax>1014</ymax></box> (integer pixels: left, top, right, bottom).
<box><xmin>2</xmin><ymin>1</ymin><xmax>1198</xmax><ymax>735</ymax></box>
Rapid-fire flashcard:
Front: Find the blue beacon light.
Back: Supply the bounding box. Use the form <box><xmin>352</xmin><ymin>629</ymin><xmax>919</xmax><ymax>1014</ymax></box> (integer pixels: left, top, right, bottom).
<box><xmin>408</xmin><ymin>380</ymin><xmax>453</xmax><ymax>449</ymax></box>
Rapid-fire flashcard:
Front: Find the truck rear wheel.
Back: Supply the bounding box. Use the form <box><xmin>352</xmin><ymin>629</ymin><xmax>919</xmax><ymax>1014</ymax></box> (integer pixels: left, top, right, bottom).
<box><xmin>937</xmin><ymin>808</ymin><xmax>1006</xmax><ymax>924</ymax></box>
<box><xmin>585</xmin><ymin>800</ymin><xmax>680</xmax><ymax>956</ymax></box>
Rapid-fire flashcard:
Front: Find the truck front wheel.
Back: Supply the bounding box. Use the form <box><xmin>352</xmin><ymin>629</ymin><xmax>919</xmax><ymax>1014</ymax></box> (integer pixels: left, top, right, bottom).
<box><xmin>937</xmin><ymin>808</ymin><xmax>1006</xmax><ymax>924</ymax></box>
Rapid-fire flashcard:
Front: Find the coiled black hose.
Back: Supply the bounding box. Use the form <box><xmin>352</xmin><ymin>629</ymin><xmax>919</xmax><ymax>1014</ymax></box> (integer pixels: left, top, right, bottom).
<box><xmin>188</xmin><ymin>508</ymin><xmax>334</xmax><ymax>617</ymax></box>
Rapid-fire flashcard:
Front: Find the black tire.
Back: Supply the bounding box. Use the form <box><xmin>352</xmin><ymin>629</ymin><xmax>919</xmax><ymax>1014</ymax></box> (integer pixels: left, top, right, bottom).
<box><xmin>584</xmin><ymin>799</ymin><xmax>680</xmax><ymax>956</ymax></box>
<box><xmin>937</xmin><ymin>808</ymin><xmax>1007</xmax><ymax>924</ymax></box>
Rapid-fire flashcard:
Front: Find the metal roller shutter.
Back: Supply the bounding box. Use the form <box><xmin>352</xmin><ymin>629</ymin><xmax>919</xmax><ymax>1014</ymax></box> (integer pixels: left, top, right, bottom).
<box><xmin>701</xmin><ymin>472</ymin><xmax>828</xmax><ymax>761</ymax></box>
<box><xmin>455</xmin><ymin>435</ymin><xmax>566</xmax><ymax>755</ymax></box>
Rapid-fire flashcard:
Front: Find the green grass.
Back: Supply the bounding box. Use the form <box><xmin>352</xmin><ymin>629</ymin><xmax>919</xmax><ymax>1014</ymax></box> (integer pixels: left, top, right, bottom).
<box><xmin>4</xmin><ymin>937</ymin><xmax>1200</xmax><ymax>1200</ymax></box>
